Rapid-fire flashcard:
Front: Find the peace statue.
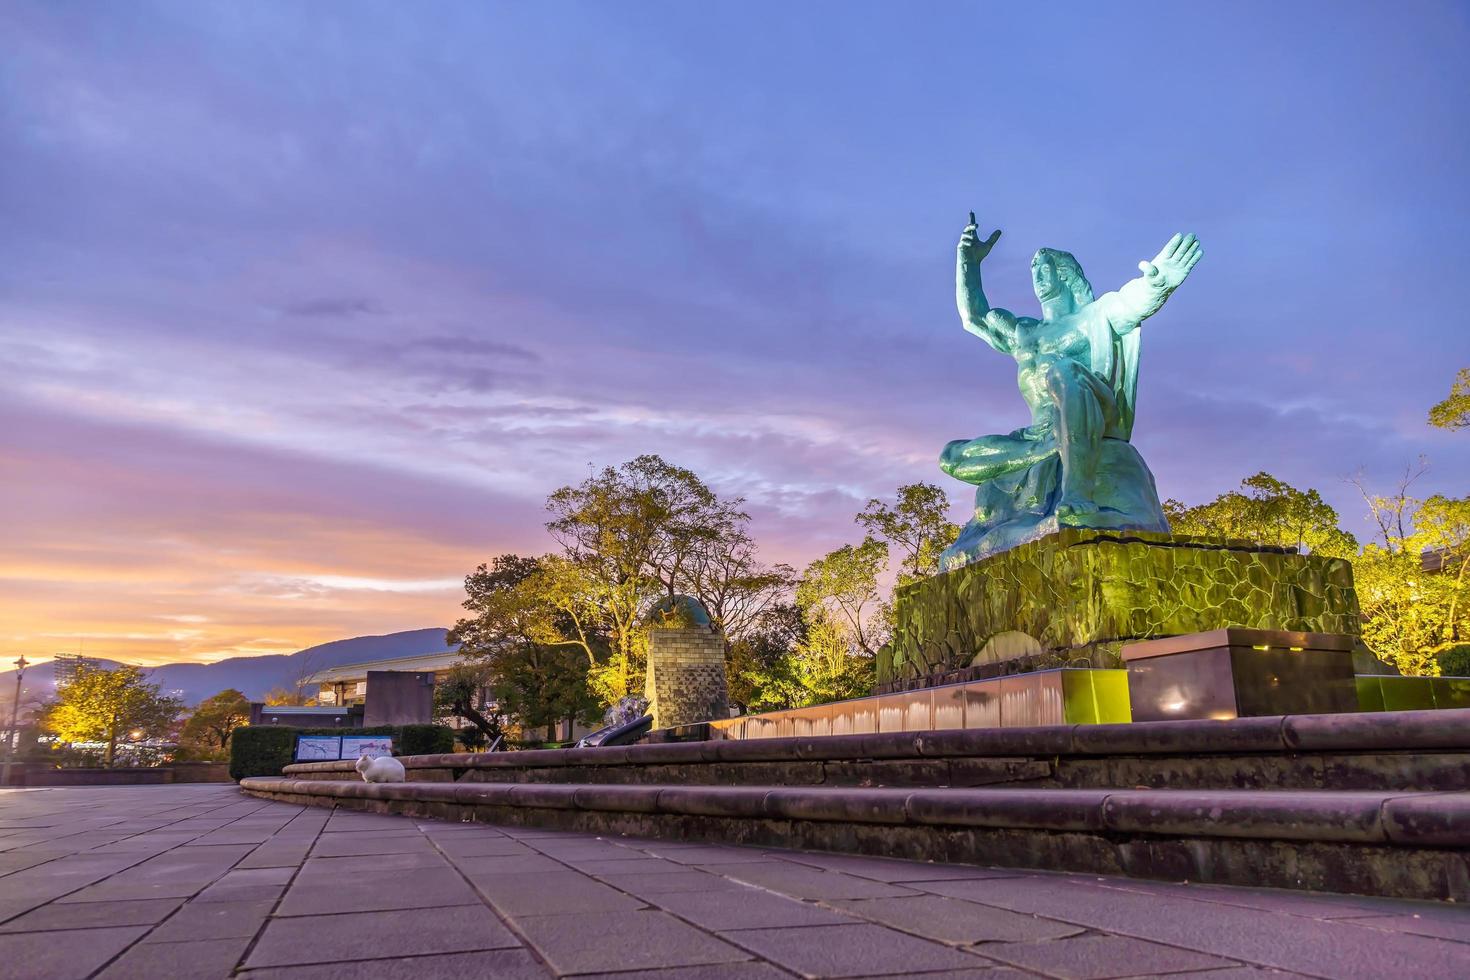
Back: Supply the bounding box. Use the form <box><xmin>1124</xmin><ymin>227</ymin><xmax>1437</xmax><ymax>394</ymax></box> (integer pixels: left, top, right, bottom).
<box><xmin>938</xmin><ymin>214</ymin><xmax>1203</xmax><ymax>570</ymax></box>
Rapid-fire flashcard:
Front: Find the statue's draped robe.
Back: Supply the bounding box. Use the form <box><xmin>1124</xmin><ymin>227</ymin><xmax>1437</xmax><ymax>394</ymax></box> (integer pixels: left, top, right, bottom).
<box><xmin>938</xmin><ymin>289</ymin><xmax>1170</xmax><ymax>570</ymax></box>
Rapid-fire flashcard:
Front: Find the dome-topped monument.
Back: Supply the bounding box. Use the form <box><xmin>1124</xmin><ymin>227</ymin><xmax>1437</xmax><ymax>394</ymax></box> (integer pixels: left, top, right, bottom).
<box><xmin>644</xmin><ymin>594</ymin><xmax>713</xmax><ymax>630</ymax></box>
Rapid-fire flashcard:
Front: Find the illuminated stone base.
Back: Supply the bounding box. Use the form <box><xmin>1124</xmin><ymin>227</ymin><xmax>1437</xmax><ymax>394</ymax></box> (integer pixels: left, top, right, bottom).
<box><xmin>879</xmin><ymin>529</ymin><xmax>1360</xmax><ymax>691</ymax></box>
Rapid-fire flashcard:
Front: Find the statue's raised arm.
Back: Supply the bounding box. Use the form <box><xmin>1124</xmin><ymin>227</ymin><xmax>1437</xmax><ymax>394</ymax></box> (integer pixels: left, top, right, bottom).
<box><xmin>1099</xmin><ymin>232</ymin><xmax>1203</xmax><ymax>335</ymax></box>
<box><xmin>955</xmin><ymin>211</ymin><xmax>1016</xmax><ymax>352</ymax></box>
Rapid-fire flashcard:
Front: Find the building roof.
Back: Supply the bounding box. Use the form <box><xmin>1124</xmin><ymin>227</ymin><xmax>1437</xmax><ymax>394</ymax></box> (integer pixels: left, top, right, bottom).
<box><xmin>304</xmin><ymin>650</ymin><xmax>465</xmax><ymax>685</ymax></box>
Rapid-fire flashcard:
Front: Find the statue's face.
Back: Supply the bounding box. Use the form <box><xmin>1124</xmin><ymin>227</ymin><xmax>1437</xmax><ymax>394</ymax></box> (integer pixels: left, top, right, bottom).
<box><xmin>1031</xmin><ymin>251</ymin><xmax>1063</xmax><ymax>302</ymax></box>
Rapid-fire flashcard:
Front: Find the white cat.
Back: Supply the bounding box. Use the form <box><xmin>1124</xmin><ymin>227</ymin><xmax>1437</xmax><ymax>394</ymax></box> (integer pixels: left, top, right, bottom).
<box><xmin>355</xmin><ymin>754</ymin><xmax>406</xmax><ymax>783</ymax></box>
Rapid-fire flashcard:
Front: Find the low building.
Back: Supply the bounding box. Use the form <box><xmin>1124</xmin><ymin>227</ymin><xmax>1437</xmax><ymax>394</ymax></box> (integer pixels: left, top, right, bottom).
<box><xmin>247</xmin><ymin>704</ymin><xmax>360</xmax><ymax>728</ymax></box>
<box><xmin>303</xmin><ymin>651</ymin><xmax>595</xmax><ymax>742</ymax></box>
<box><xmin>305</xmin><ymin>651</ymin><xmax>464</xmax><ymax>708</ymax></box>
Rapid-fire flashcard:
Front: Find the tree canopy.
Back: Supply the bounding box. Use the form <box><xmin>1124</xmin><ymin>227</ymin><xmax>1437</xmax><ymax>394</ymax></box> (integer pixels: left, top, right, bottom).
<box><xmin>42</xmin><ymin>664</ymin><xmax>182</xmax><ymax>767</ymax></box>
<box><xmin>1428</xmin><ymin>367</ymin><xmax>1470</xmax><ymax>431</ymax></box>
<box><xmin>177</xmin><ymin>689</ymin><xmax>250</xmax><ymax>760</ymax></box>
<box><xmin>1163</xmin><ymin>472</ymin><xmax>1357</xmax><ymax>557</ymax></box>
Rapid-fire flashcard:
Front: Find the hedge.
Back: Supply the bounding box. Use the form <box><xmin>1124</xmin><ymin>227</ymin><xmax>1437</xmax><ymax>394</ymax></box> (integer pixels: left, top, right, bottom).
<box><xmin>229</xmin><ymin>724</ymin><xmax>455</xmax><ymax>781</ymax></box>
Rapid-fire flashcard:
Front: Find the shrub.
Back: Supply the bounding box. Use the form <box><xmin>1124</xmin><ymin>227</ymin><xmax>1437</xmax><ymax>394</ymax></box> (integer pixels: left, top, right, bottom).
<box><xmin>229</xmin><ymin>726</ymin><xmax>297</xmax><ymax>781</ymax></box>
<box><xmin>1438</xmin><ymin>644</ymin><xmax>1470</xmax><ymax>678</ymax></box>
<box><xmin>228</xmin><ymin>724</ymin><xmax>456</xmax><ymax>781</ymax></box>
<box><xmin>398</xmin><ymin>724</ymin><xmax>455</xmax><ymax>756</ymax></box>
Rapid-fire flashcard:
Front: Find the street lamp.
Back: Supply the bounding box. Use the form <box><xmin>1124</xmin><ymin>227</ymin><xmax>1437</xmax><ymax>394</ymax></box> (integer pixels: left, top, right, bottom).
<box><xmin>1</xmin><ymin>656</ymin><xmax>29</xmax><ymax>788</ymax></box>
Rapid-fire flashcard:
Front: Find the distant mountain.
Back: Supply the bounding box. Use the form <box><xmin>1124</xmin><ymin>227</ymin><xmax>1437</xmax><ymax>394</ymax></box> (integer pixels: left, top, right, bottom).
<box><xmin>1</xmin><ymin>628</ymin><xmax>457</xmax><ymax>706</ymax></box>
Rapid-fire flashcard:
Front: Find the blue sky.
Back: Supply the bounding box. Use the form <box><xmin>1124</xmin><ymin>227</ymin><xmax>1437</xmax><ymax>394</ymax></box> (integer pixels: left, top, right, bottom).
<box><xmin>2</xmin><ymin>1</ymin><xmax>1467</xmax><ymax>663</ymax></box>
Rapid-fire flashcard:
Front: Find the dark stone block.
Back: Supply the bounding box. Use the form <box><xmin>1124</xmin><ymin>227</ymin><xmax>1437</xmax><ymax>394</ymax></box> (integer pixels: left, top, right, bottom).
<box><xmin>656</xmin><ymin>786</ymin><xmax>772</xmax><ymax>819</ymax></box>
<box><xmin>763</xmin><ymin>788</ymin><xmax>911</xmax><ymax>824</ymax></box>
<box><xmin>906</xmin><ymin>789</ymin><xmax>1109</xmax><ymax>831</ymax></box>
<box><xmin>1102</xmin><ymin>790</ymin><xmax>1386</xmax><ymax>842</ymax></box>
<box><xmin>1124</xmin><ymin>630</ymin><xmax>1358</xmax><ymax>722</ymax></box>
<box><xmin>573</xmin><ymin>785</ymin><xmax>663</xmax><ymax>814</ymax></box>
<box><xmin>913</xmin><ymin>726</ymin><xmax>1075</xmax><ymax>758</ymax></box>
<box><xmin>1283</xmin><ymin>708</ymin><xmax>1470</xmax><ymax>751</ymax></box>
<box><xmin>1070</xmin><ymin>716</ymin><xmax>1286</xmax><ymax>755</ymax></box>
<box><xmin>1382</xmin><ymin>792</ymin><xmax>1470</xmax><ymax>847</ymax></box>
<box><xmin>945</xmin><ymin>758</ymin><xmax>1054</xmax><ymax>787</ymax></box>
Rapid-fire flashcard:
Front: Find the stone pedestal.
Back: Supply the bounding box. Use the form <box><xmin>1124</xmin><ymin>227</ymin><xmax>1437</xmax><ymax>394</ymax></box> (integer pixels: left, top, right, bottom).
<box><xmin>1122</xmin><ymin>628</ymin><xmax>1358</xmax><ymax>722</ymax></box>
<box><xmin>645</xmin><ymin>625</ymin><xmax>730</xmax><ymax>731</ymax></box>
<box><xmin>881</xmin><ymin>529</ymin><xmax>1360</xmax><ymax>691</ymax></box>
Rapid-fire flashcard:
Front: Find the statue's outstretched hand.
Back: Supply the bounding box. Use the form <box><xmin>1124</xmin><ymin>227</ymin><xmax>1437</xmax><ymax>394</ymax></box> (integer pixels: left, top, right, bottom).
<box><xmin>959</xmin><ymin>211</ymin><xmax>1002</xmax><ymax>264</ymax></box>
<box><xmin>1139</xmin><ymin>232</ymin><xmax>1202</xmax><ymax>290</ymax></box>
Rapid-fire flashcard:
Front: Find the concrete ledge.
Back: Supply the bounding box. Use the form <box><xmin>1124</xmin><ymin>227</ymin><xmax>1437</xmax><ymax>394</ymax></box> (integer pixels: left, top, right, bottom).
<box><xmin>239</xmin><ymin>778</ymin><xmax>1470</xmax><ymax>901</ymax></box>
<box><xmin>282</xmin><ymin>708</ymin><xmax>1470</xmax><ymax>784</ymax></box>
<box><xmin>242</xmin><ymin>778</ymin><xmax>1470</xmax><ymax>848</ymax></box>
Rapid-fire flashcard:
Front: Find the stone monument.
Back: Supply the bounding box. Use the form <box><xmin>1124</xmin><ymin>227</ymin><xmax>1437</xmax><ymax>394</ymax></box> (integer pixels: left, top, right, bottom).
<box><xmin>643</xmin><ymin>595</ymin><xmax>730</xmax><ymax>731</ymax></box>
<box><xmin>880</xmin><ymin>215</ymin><xmax>1363</xmax><ymax>690</ymax></box>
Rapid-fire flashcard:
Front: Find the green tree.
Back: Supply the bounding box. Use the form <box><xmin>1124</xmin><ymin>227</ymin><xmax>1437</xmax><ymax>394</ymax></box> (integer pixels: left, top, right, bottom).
<box><xmin>432</xmin><ymin>662</ymin><xmax>509</xmax><ymax>747</ymax></box>
<box><xmin>177</xmin><ymin>689</ymin><xmax>249</xmax><ymax>760</ymax></box>
<box><xmin>1350</xmin><ymin>465</ymin><xmax>1470</xmax><ymax>675</ymax></box>
<box><xmin>857</xmin><ymin>482</ymin><xmax>960</xmax><ymax>583</ymax></box>
<box><xmin>1428</xmin><ymin>367</ymin><xmax>1470</xmax><ymax>431</ymax></box>
<box><xmin>1163</xmin><ymin>471</ymin><xmax>1357</xmax><ymax>557</ymax></box>
<box><xmin>448</xmin><ymin>555</ymin><xmax>603</xmax><ymax>737</ymax></box>
<box><xmin>795</xmin><ymin>536</ymin><xmax>890</xmax><ymax>656</ymax></box>
<box><xmin>728</xmin><ymin>602</ymin><xmax>808</xmax><ymax>711</ymax></box>
<box><xmin>539</xmin><ymin>454</ymin><xmax>773</xmax><ymax>704</ymax></box>
<box><xmin>738</xmin><ymin>539</ymin><xmax>886</xmax><ymax>710</ymax></box>
<box><xmin>42</xmin><ymin>664</ymin><xmax>183</xmax><ymax>767</ymax></box>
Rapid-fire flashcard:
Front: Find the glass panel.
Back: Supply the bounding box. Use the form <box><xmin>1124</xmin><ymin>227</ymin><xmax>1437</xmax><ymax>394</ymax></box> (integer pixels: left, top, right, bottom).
<box><xmin>933</xmin><ymin>684</ymin><xmax>965</xmax><ymax>730</ymax></box>
<box><xmin>962</xmin><ymin>679</ymin><xmax>1002</xmax><ymax>729</ymax></box>
<box><xmin>1354</xmin><ymin>676</ymin><xmax>1386</xmax><ymax>713</ymax></box>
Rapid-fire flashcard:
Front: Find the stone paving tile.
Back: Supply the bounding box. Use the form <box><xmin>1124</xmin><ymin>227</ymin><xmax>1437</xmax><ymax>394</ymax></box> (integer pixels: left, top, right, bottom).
<box><xmin>567</xmin><ymin>856</ymin><xmax>697</xmax><ymax>875</ymax></box>
<box><xmin>515</xmin><ymin>908</ymin><xmax>755</xmax><ymax>975</ymax></box>
<box><xmin>247</xmin><ymin>904</ymin><xmax>522</xmax><ymax>969</ymax></box>
<box><xmin>145</xmin><ymin>897</ymin><xmax>276</xmax><ymax>941</ymax></box>
<box><xmin>296</xmin><ymin>850</ymin><xmax>449</xmax><ymax>876</ymax></box>
<box><xmin>525</xmin><ymin>840</ymin><xmax>648</xmax><ymax>861</ymax></box>
<box><xmin>1094</xmin><ymin>875</ymin><xmax>1446</xmax><ymax>921</ymax></box>
<box><xmin>240</xmin><ymin>949</ymin><xmax>552</xmax><ymax>979</ymax></box>
<box><xmin>723</xmin><ymin>922</ymin><xmax>992</xmax><ymax>977</ymax></box>
<box><xmin>704</xmin><ymin>861</ymin><xmax>923</xmax><ymax>901</ymax></box>
<box><xmin>449</xmin><ymin>852</ymin><xmax>569</xmax><ymax>875</ymax></box>
<box><xmin>641</xmin><ymin>844</ymin><xmax>787</xmax><ymax>865</ymax></box>
<box><xmin>275</xmin><ymin>866</ymin><xmax>480</xmax><ymax>916</ymax></box>
<box><xmin>571</xmin><ymin>964</ymin><xmax>792</xmax><ymax>980</ymax></box>
<box><xmin>6</xmin><ymin>785</ymin><xmax>1469</xmax><ymax>980</ymax></box>
<box><xmin>0</xmin><ymin>924</ymin><xmax>150</xmax><ymax>978</ymax></box>
<box><xmin>917</xmin><ymin>876</ymin><xmax>1470</xmax><ymax>978</ymax></box>
<box><xmin>650</xmin><ymin>887</ymin><xmax>859</xmax><ymax>931</ymax></box>
<box><xmin>828</xmin><ymin>895</ymin><xmax>1086</xmax><ymax>944</ymax></box>
<box><xmin>430</xmin><ymin>836</ymin><xmax>536</xmax><ymax>857</ymax></box>
<box><xmin>0</xmin><ymin>896</ymin><xmax>184</xmax><ymax>932</ymax></box>
<box><xmin>471</xmin><ymin>869</ymin><xmax>647</xmax><ymax>916</ymax></box>
<box><xmin>976</xmin><ymin>933</ymin><xmax>1236</xmax><ymax>978</ymax></box>
<box><xmin>779</xmin><ymin>851</ymin><xmax>1031</xmax><ymax>884</ymax></box>
<box><xmin>308</xmin><ymin>831</ymin><xmax>435</xmax><ymax>857</ymax></box>
<box><xmin>1348</xmin><ymin>913</ymin><xmax>1470</xmax><ymax>943</ymax></box>
<box><xmin>97</xmin><ymin>935</ymin><xmax>252</xmax><ymax>979</ymax></box>
<box><xmin>597</xmin><ymin>869</ymin><xmax>752</xmax><ymax>897</ymax></box>
<box><xmin>237</xmin><ymin>841</ymin><xmax>313</xmax><ymax>869</ymax></box>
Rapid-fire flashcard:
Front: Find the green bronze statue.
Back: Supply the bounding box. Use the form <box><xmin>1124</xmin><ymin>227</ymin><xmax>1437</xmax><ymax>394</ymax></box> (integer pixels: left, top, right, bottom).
<box><xmin>939</xmin><ymin>213</ymin><xmax>1203</xmax><ymax>570</ymax></box>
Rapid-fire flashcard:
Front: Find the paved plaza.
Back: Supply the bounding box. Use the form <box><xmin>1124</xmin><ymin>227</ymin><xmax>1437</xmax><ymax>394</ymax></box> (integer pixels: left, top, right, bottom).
<box><xmin>0</xmin><ymin>785</ymin><xmax>1466</xmax><ymax>978</ymax></box>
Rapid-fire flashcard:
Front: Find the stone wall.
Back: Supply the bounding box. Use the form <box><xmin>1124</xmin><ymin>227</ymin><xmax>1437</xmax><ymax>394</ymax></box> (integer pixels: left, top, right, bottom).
<box><xmin>881</xmin><ymin>528</ymin><xmax>1360</xmax><ymax>687</ymax></box>
<box><xmin>645</xmin><ymin>626</ymin><xmax>730</xmax><ymax>730</ymax></box>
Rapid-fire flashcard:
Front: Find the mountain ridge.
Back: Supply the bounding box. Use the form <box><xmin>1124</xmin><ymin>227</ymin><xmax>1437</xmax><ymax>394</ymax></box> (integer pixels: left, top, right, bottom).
<box><xmin>2</xmin><ymin>628</ymin><xmax>457</xmax><ymax>706</ymax></box>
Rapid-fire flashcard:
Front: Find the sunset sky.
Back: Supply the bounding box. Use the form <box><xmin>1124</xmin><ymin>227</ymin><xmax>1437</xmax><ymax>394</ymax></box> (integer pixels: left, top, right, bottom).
<box><xmin>3</xmin><ymin>1</ymin><xmax>1468</xmax><ymax>667</ymax></box>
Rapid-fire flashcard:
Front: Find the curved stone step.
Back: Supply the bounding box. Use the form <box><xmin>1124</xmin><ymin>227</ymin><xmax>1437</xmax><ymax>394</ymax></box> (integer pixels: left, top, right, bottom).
<box><xmin>282</xmin><ymin>708</ymin><xmax>1470</xmax><ymax>792</ymax></box>
<box><xmin>239</xmin><ymin>777</ymin><xmax>1470</xmax><ymax>901</ymax></box>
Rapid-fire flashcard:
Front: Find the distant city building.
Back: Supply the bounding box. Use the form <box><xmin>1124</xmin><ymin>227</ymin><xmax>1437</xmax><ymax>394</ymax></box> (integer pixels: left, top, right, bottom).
<box><xmin>51</xmin><ymin>654</ymin><xmax>101</xmax><ymax>688</ymax></box>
